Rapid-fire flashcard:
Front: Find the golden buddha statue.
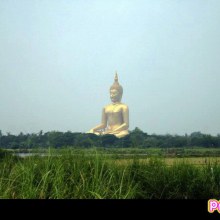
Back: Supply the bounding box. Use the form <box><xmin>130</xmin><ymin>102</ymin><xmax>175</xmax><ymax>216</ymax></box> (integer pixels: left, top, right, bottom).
<box><xmin>88</xmin><ymin>72</ymin><xmax>129</xmax><ymax>138</ymax></box>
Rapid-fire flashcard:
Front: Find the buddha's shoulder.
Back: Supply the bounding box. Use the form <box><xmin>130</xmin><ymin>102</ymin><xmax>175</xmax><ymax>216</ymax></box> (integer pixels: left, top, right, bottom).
<box><xmin>104</xmin><ymin>103</ymin><xmax>129</xmax><ymax>109</ymax></box>
<box><xmin>120</xmin><ymin>103</ymin><xmax>129</xmax><ymax>110</ymax></box>
<box><xmin>119</xmin><ymin>103</ymin><xmax>129</xmax><ymax>108</ymax></box>
<box><xmin>103</xmin><ymin>104</ymin><xmax>111</xmax><ymax>109</ymax></box>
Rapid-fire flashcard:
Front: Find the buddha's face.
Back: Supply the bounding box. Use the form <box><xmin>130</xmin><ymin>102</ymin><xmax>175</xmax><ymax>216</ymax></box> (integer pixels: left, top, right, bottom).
<box><xmin>110</xmin><ymin>89</ymin><xmax>121</xmax><ymax>103</ymax></box>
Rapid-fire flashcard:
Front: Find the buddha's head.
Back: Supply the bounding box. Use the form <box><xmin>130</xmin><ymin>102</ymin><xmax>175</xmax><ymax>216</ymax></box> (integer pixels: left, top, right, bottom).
<box><xmin>110</xmin><ymin>72</ymin><xmax>123</xmax><ymax>103</ymax></box>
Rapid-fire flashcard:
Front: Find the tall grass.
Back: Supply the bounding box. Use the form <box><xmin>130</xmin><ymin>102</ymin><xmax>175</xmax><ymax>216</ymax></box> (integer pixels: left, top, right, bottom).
<box><xmin>0</xmin><ymin>149</ymin><xmax>136</xmax><ymax>199</ymax></box>
<box><xmin>128</xmin><ymin>158</ymin><xmax>220</xmax><ymax>199</ymax></box>
<box><xmin>0</xmin><ymin>149</ymin><xmax>219</xmax><ymax>199</ymax></box>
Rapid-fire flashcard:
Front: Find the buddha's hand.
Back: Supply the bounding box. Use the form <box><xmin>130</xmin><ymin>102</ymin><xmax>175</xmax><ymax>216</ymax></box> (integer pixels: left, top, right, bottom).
<box><xmin>104</xmin><ymin>130</ymin><xmax>118</xmax><ymax>135</ymax></box>
<box><xmin>104</xmin><ymin>130</ymin><xmax>115</xmax><ymax>134</ymax></box>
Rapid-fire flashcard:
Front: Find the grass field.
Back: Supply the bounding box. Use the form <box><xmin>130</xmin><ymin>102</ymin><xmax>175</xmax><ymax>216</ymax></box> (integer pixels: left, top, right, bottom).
<box><xmin>11</xmin><ymin>146</ymin><xmax>220</xmax><ymax>157</ymax></box>
<box><xmin>0</xmin><ymin>147</ymin><xmax>220</xmax><ymax>199</ymax></box>
<box><xmin>113</xmin><ymin>157</ymin><xmax>220</xmax><ymax>166</ymax></box>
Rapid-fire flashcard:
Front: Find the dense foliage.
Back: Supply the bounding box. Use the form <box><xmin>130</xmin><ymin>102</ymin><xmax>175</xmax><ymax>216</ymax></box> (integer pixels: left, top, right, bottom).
<box><xmin>0</xmin><ymin>128</ymin><xmax>220</xmax><ymax>149</ymax></box>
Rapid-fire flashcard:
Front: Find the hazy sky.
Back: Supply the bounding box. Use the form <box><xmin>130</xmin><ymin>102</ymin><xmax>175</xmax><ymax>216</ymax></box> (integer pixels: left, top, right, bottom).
<box><xmin>0</xmin><ymin>0</ymin><xmax>220</xmax><ymax>135</ymax></box>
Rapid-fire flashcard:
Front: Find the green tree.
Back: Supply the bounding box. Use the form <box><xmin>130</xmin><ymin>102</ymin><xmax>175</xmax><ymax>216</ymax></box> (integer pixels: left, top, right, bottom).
<box><xmin>0</xmin><ymin>130</ymin><xmax>2</xmax><ymax>147</ymax></box>
<box><xmin>129</xmin><ymin>127</ymin><xmax>146</xmax><ymax>147</ymax></box>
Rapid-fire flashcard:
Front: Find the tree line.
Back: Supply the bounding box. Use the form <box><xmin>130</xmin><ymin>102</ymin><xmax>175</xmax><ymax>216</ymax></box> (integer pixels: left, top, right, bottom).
<box><xmin>0</xmin><ymin>128</ymin><xmax>220</xmax><ymax>149</ymax></box>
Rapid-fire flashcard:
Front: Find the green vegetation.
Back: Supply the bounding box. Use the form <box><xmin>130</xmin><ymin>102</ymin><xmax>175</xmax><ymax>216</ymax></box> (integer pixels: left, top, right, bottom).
<box><xmin>1</xmin><ymin>128</ymin><xmax>220</xmax><ymax>149</ymax></box>
<box><xmin>0</xmin><ymin>148</ymin><xmax>219</xmax><ymax>199</ymax></box>
<box><xmin>13</xmin><ymin>147</ymin><xmax>220</xmax><ymax>158</ymax></box>
<box><xmin>0</xmin><ymin>150</ymin><xmax>136</xmax><ymax>199</ymax></box>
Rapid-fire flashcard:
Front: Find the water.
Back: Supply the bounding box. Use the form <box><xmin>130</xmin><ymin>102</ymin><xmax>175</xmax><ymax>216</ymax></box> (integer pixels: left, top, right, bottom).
<box><xmin>14</xmin><ymin>153</ymin><xmax>48</xmax><ymax>158</ymax></box>
<box><xmin>14</xmin><ymin>152</ymin><xmax>148</xmax><ymax>158</ymax></box>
